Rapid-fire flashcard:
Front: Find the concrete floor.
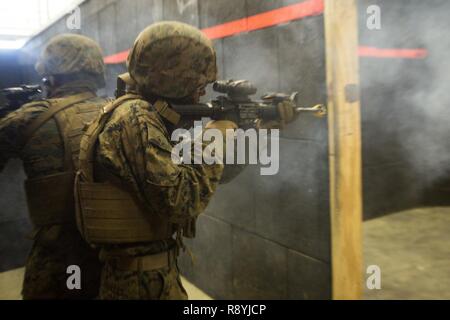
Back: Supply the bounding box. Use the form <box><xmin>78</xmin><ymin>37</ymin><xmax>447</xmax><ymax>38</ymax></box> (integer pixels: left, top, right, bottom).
<box><xmin>363</xmin><ymin>207</ymin><xmax>450</xmax><ymax>299</ymax></box>
<box><xmin>0</xmin><ymin>207</ymin><xmax>448</xmax><ymax>300</ymax></box>
<box><xmin>0</xmin><ymin>268</ymin><xmax>24</xmax><ymax>300</ymax></box>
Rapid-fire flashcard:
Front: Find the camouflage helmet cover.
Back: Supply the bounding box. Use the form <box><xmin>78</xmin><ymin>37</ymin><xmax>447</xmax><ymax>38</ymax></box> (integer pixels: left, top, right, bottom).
<box><xmin>127</xmin><ymin>21</ymin><xmax>217</xmax><ymax>99</ymax></box>
<box><xmin>35</xmin><ymin>34</ymin><xmax>105</xmax><ymax>77</ymax></box>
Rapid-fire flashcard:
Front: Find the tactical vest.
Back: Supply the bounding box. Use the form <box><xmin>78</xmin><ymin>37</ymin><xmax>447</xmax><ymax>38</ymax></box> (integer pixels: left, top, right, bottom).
<box><xmin>22</xmin><ymin>92</ymin><xmax>101</xmax><ymax>227</ymax></box>
<box><xmin>74</xmin><ymin>94</ymin><xmax>175</xmax><ymax>245</ymax></box>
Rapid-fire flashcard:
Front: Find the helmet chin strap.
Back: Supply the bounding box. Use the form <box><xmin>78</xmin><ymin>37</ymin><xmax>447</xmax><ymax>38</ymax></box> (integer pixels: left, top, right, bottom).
<box><xmin>41</xmin><ymin>76</ymin><xmax>56</xmax><ymax>98</ymax></box>
<box><xmin>116</xmin><ymin>73</ymin><xmax>137</xmax><ymax>98</ymax></box>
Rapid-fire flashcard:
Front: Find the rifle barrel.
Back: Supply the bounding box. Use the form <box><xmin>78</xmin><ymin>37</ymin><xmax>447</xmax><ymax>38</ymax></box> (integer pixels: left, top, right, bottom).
<box><xmin>294</xmin><ymin>104</ymin><xmax>327</xmax><ymax>117</ymax></box>
<box><xmin>171</xmin><ymin>103</ymin><xmax>216</xmax><ymax>118</ymax></box>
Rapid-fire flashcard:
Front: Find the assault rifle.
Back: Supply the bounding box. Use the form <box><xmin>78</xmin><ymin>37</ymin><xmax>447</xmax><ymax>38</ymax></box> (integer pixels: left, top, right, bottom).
<box><xmin>171</xmin><ymin>79</ymin><xmax>326</xmax><ymax>127</ymax></box>
<box><xmin>0</xmin><ymin>85</ymin><xmax>43</xmax><ymax>118</ymax></box>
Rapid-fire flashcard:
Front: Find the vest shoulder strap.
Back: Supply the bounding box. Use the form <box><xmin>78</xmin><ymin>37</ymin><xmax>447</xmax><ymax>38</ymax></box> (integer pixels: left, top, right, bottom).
<box><xmin>21</xmin><ymin>91</ymin><xmax>95</xmax><ymax>147</ymax></box>
<box><xmin>78</xmin><ymin>93</ymin><xmax>142</xmax><ymax>182</ymax></box>
<box><xmin>53</xmin><ymin>94</ymin><xmax>105</xmax><ymax>171</ymax></box>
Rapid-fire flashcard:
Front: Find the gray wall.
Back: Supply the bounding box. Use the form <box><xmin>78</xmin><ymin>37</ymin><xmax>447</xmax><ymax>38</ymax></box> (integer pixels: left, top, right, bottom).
<box><xmin>15</xmin><ymin>0</ymin><xmax>331</xmax><ymax>299</ymax></box>
<box><xmin>358</xmin><ymin>0</ymin><xmax>450</xmax><ymax>218</ymax></box>
<box><xmin>0</xmin><ymin>160</ymin><xmax>32</xmax><ymax>272</ymax></box>
<box><xmin>179</xmin><ymin>11</ymin><xmax>330</xmax><ymax>299</ymax></box>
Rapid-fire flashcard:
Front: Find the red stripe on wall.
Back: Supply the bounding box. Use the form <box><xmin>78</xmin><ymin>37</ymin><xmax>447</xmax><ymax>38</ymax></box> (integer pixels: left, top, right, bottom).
<box><xmin>102</xmin><ymin>0</ymin><xmax>428</xmax><ymax>64</ymax></box>
<box><xmin>202</xmin><ymin>0</ymin><xmax>324</xmax><ymax>39</ymax></box>
<box><xmin>103</xmin><ymin>49</ymin><xmax>130</xmax><ymax>64</ymax></box>
<box><xmin>358</xmin><ymin>46</ymin><xmax>428</xmax><ymax>59</ymax></box>
<box><xmin>202</xmin><ymin>17</ymin><xmax>249</xmax><ymax>40</ymax></box>
<box><xmin>103</xmin><ymin>0</ymin><xmax>324</xmax><ymax>64</ymax></box>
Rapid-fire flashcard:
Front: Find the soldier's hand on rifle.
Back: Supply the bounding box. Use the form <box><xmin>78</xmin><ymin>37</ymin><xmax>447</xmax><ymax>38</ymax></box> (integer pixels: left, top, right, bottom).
<box><xmin>205</xmin><ymin>120</ymin><xmax>238</xmax><ymax>135</ymax></box>
<box><xmin>203</xmin><ymin>120</ymin><xmax>238</xmax><ymax>164</ymax></box>
<box><xmin>257</xmin><ymin>99</ymin><xmax>298</xmax><ymax>130</ymax></box>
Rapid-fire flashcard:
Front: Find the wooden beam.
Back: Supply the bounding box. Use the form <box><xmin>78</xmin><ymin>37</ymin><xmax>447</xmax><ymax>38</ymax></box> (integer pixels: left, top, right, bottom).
<box><xmin>324</xmin><ymin>0</ymin><xmax>363</xmax><ymax>299</ymax></box>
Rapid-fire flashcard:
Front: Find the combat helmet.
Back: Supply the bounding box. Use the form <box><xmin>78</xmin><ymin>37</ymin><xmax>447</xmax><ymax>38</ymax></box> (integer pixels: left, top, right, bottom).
<box><xmin>35</xmin><ymin>34</ymin><xmax>105</xmax><ymax>78</ymax></box>
<box><xmin>127</xmin><ymin>21</ymin><xmax>217</xmax><ymax>99</ymax></box>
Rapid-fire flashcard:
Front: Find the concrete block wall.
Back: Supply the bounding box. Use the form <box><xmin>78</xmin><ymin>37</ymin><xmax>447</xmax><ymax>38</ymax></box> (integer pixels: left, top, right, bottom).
<box><xmin>177</xmin><ymin>1</ymin><xmax>330</xmax><ymax>299</ymax></box>
<box><xmin>0</xmin><ymin>160</ymin><xmax>32</xmax><ymax>272</ymax></box>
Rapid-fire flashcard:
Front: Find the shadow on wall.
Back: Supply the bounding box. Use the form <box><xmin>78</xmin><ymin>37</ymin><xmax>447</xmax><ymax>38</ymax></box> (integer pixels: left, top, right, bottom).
<box><xmin>0</xmin><ymin>160</ymin><xmax>33</xmax><ymax>272</ymax></box>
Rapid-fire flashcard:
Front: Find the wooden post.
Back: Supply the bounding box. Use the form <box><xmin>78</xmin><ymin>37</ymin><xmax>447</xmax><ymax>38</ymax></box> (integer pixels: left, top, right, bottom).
<box><xmin>325</xmin><ymin>0</ymin><xmax>363</xmax><ymax>299</ymax></box>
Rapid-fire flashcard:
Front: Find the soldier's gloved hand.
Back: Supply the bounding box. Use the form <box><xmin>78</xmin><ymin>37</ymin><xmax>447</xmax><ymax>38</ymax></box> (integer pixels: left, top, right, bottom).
<box><xmin>205</xmin><ymin>120</ymin><xmax>238</xmax><ymax>135</ymax></box>
<box><xmin>257</xmin><ymin>100</ymin><xmax>298</xmax><ymax>130</ymax></box>
<box><xmin>203</xmin><ymin>120</ymin><xmax>238</xmax><ymax>164</ymax></box>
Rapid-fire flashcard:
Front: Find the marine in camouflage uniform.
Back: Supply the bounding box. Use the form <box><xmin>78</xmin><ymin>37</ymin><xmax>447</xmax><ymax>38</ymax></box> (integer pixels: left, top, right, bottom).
<box><xmin>0</xmin><ymin>34</ymin><xmax>108</xmax><ymax>299</ymax></box>
<box><xmin>75</xmin><ymin>22</ymin><xmax>297</xmax><ymax>300</ymax></box>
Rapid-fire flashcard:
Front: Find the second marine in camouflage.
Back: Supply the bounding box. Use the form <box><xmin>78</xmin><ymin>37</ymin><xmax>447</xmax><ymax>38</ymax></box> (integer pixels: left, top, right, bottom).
<box><xmin>0</xmin><ymin>34</ymin><xmax>108</xmax><ymax>299</ymax></box>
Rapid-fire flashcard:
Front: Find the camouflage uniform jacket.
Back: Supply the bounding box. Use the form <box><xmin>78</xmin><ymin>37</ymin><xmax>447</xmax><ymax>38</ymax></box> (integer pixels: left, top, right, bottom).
<box><xmin>93</xmin><ymin>97</ymin><xmax>224</xmax><ymax>257</ymax></box>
